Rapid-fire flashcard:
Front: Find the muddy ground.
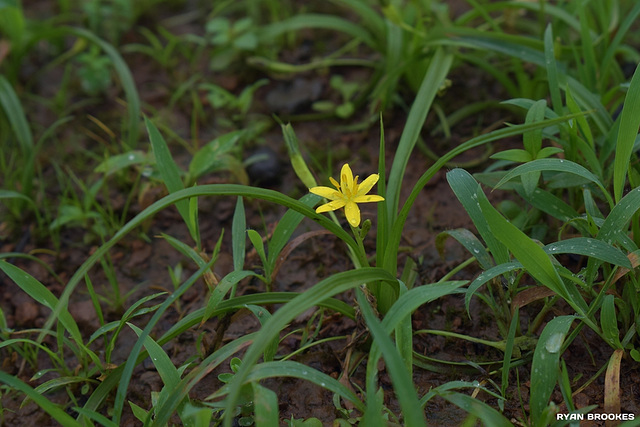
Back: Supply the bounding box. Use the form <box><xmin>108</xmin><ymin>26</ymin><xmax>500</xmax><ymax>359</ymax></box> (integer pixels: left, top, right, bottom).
<box><xmin>1</xmin><ymin>2</ymin><xmax>640</xmax><ymax>426</ymax></box>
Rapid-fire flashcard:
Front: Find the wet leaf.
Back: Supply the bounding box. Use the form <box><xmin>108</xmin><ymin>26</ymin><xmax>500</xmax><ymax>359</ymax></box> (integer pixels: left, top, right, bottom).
<box><xmin>530</xmin><ymin>316</ymin><xmax>574</xmax><ymax>426</ymax></box>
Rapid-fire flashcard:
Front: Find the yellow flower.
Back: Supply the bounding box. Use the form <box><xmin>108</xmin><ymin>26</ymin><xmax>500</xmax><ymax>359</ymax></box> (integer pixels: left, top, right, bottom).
<box><xmin>309</xmin><ymin>163</ymin><xmax>384</xmax><ymax>227</ymax></box>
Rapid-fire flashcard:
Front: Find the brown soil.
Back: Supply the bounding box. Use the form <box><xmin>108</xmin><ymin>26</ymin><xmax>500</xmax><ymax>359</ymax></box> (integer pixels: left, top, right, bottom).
<box><xmin>1</xmin><ymin>2</ymin><xmax>640</xmax><ymax>426</ymax></box>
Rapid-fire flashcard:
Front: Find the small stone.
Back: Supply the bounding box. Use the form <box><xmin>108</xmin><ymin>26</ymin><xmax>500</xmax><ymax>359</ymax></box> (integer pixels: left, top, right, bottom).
<box><xmin>246</xmin><ymin>147</ymin><xmax>281</xmax><ymax>187</ymax></box>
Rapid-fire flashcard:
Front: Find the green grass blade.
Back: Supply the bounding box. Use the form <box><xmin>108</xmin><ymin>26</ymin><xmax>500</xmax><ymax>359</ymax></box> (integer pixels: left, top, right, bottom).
<box><xmin>266</xmin><ymin>193</ymin><xmax>319</xmax><ymax>273</ymax></box>
<box><xmin>112</xmin><ymin>258</ymin><xmax>215</xmax><ymax>424</ymax></box>
<box><xmin>0</xmin><ymin>371</ymin><xmax>82</xmax><ymax>427</ymax></box>
<box><xmin>331</xmin><ymin>0</ymin><xmax>385</xmax><ymax>36</ymax></box>
<box><xmin>577</xmin><ymin>6</ymin><xmax>597</xmax><ymax>91</ymax></box>
<box><xmin>42</xmin><ymin>185</ymin><xmax>359</xmax><ymax>383</ymax></box>
<box><xmin>600</xmin><ymin>295</ymin><xmax>622</xmax><ymax>349</ymax></box>
<box><xmin>94</xmin><ymin>150</ymin><xmax>147</xmax><ymax>175</ymax></box>
<box><xmin>356</xmin><ymin>288</ymin><xmax>426</xmax><ymax>427</ymax></box>
<box><xmin>385</xmin><ymin>47</ymin><xmax>453</xmax><ymax>226</ymax></box>
<box><xmin>453</xmin><ymin>30</ymin><xmax>612</xmax><ymax>134</ymax></box>
<box><xmin>385</xmin><ymin>112</ymin><xmax>586</xmax><ymax>276</ymax></box>
<box><xmin>245</xmin><ymin>305</ymin><xmax>277</xmax><ymax>362</ymax></box>
<box><xmin>437</xmin><ymin>391</ymin><xmax>512</xmax><ymax>426</ymax></box>
<box><xmin>0</xmin><ymin>189</ymin><xmax>36</xmax><ymax>205</ymax></box>
<box><xmin>502</xmin><ymin>307</ymin><xmax>519</xmax><ymax>400</ymax></box>
<box><xmin>128</xmin><ymin>323</ymin><xmax>180</xmax><ymax>389</ymax></box>
<box><xmin>165</xmin><ymin>292</ymin><xmax>355</xmax><ymax>348</ymax></box>
<box><xmin>73</xmin><ymin>407</ymin><xmax>119</xmax><ymax>427</ymax></box>
<box><xmin>530</xmin><ymin>316</ymin><xmax>574</xmax><ymax>426</ymax></box>
<box><xmin>259</xmin><ymin>14</ymin><xmax>377</xmax><ymax>49</ymax></box>
<box><xmin>238</xmin><ymin>361</ymin><xmax>365</xmax><ymax>412</ymax></box>
<box><xmin>232</xmin><ymin>197</ymin><xmax>246</xmax><ymax>272</ymax></box>
<box><xmin>64</xmin><ymin>27</ymin><xmax>140</xmax><ymax>148</ymax></box>
<box><xmin>149</xmin><ymin>334</ymin><xmax>257</xmax><ymax>427</ymax></box>
<box><xmin>395</xmin><ymin>281</ymin><xmax>413</xmax><ymax>375</ymax></box>
<box><xmin>613</xmin><ymin>63</ymin><xmax>640</xmax><ymax>203</ymax></box>
<box><xmin>145</xmin><ymin>117</ymin><xmax>195</xmax><ymax>240</ymax></box>
<box><xmin>543</xmin><ymin>25</ymin><xmax>563</xmax><ymax>115</ymax></box>
<box><xmin>282</xmin><ymin>123</ymin><xmax>318</xmax><ymax>189</ymax></box>
<box><xmin>600</xmin><ymin>1</ymin><xmax>640</xmax><ymax>89</ymax></box>
<box><xmin>380</xmin><ymin>281</ymin><xmax>468</xmax><ymax>335</ymax></box>
<box><xmin>0</xmin><ymin>75</ymin><xmax>33</xmax><ymax>153</ymax></box>
<box><xmin>0</xmin><ymin>260</ymin><xmax>84</xmax><ymax>353</ymax></box>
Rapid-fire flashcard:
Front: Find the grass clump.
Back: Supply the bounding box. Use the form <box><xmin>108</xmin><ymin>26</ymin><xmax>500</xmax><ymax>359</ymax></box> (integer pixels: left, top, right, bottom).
<box><xmin>1</xmin><ymin>0</ymin><xmax>640</xmax><ymax>425</ymax></box>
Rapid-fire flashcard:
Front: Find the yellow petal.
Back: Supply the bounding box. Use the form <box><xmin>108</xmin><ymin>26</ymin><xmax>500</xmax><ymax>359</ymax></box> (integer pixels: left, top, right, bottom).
<box><xmin>357</xmin><ymin>174</ymin><xmax>380</xmax><ymax>196</ymax></box>
<box><xmin>310</xmin><ymin>186</ymin><xmax>342</xmax><ymax>200</ymax></box>
<box><xmin>344</xmin><ymin>201</ymin><xmax>360</xmax><ymax>227</ymax></box>
<box><xmin>354</xmin><ymin>195</ymin><xmax>385</xmax><ymax>203</ymax></box>
<box><xmin>340</xmin><ymin>164</ymin><xmax>354</xmax><ymax>195</ymax></box>
<box><xmin>329</xmin><ymin>176</ymin><xmax>340</xmax><ymax>190</ymax></box>
<box><xmin>316</xmin><ymin>200</ymin><xmax>346</xmax><ymax>213</ymax></box>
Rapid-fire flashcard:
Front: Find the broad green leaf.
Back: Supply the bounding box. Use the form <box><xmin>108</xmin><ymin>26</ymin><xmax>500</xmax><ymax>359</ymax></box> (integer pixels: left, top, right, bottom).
<box><xmin>494</xmin><ymin>158</ymin><xmax>606</xmax><ymax>197</ymax></box>
<box><xmin>536</xmin><ymin>146</ymin><xmax>564</xmax><ymax>159</ymax></box>
<box><xmin>543</xmin><ymin>238</ymin><xmax>631</xmax><ymax>269</ymax></box>
<box><xmin>477</xmin><ymin>197</ymin><xmax>570</xmax><ymax>301</ymax></box>
<box><xmin>447</xmin><ymin>169</ymin><xmax>509</xmax><ymax>266</ymax></box>
<box><xmin>598</xmin><ymin>187</ymin><xmax>640</xmax><ymax>245</ymax></box>
<box><xmin>465</xmin><ymin>262</ymin><xmax>522</xmax><ymax>313</ymax></box>
<box><xmin>516</xmin><ymin>186</ymin><xmax>579</xmax><ymax>223</ymax></box>
<box><xmin>436</xmin><ymin>228</ymin><xmax>493</xmax><ymax>270</ymax></box>
<box><xmin>530</xmin><ymin>316</ymin><xmax>574</xmax><ymax>426</ymax></box>
<box><xmin>613</xmin><ymin>63</ymin><xmax>640</xmax><ymax>203</ymax></box>
<box><xmin>247</xmin><ymin>229</ymin><xmax>267</xmax><ymax>269</ymax></box>
<box><xmin>490</xmin><ymin>148</ymin><xmax>532</xmax><ymax>163</ymax></box>
<box><xmin>252</xmin><ymin>383</ymin><xmax>278</xmax><ymax>426</ymax></box>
